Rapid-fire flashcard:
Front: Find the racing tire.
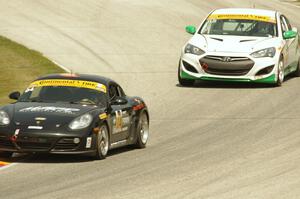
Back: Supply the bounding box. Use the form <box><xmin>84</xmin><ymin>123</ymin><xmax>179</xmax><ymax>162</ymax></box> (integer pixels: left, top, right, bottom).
<box><xmin>292</xmin><ymin>59</ymin><xmax>300</xmax><ymax>77</ymax></box>
<box><xmin>178</xmin><ymin>64</ymin><xmax>195</xmax><ymax>87</ymax></box>
<box><xmin>94</xmin><ymin>124</ymin><xmax>109</xmax><ymax>160</ymax></box>
<box><xmin>0</xmin><ymin>151</ymin><xmax>13</xmax><ymax>158</ymax></box>
<box><xmin>275</xmin><ymin>58</ymin><xmax>285</xmax><ymax>87</ymax></box>
<box><xmin>135</xmin><ymin>112</ymin><xmax>149</xmax><ymax>149</ymax></box>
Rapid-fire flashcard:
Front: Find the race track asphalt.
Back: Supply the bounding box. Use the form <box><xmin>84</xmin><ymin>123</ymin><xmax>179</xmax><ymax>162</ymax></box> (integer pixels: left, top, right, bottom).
<box><xmin>0</xmin><ymin>0</ymin><xmax>300</xmax><ymax>198</ymax></box>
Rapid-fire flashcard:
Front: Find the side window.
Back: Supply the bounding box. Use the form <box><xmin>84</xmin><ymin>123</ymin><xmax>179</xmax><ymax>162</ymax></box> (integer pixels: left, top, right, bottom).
<box><xmin>109</xmin><ymin>83</ymin><xmax>126</xmax><ymax>100</ymax></box>
<box><xmin>280</xmin><ymin>16</ymin><xmax>288</xmax><ymax>35</ymax></box>
<box><xmin>109</xmin><ymin>84</ymin><xmax>118</xmax><ymax>100</ymax></box>
<box><xmin>30</xmin><ymin>87</ymin><xmax>42</xmax><ymax>99</ymax></box>
<box><xmin>283</xmin><ymin>16</ymin><xmax>292</xmax><ymax>30</ymax></box>
<box><xmin>117</xmin><ymin>85</ymin><xmax>125</xmax><ymax>97</ymax></box>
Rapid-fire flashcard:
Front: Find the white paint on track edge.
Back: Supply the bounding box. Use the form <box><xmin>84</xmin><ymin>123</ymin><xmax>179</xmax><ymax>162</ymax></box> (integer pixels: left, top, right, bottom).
<box><xmin>51</xmin><ymin>59</ymin><xmax>71</xmax><ymax>73</ymax></box>
<box><xmin>0</xmin><ymin>163</ymin><xmax>18</xmax><ymax>172</ymax></box>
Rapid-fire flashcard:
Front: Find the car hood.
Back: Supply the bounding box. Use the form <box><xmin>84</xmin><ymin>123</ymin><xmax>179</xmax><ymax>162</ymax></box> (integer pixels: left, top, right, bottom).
<box><xmin>189</xmin><ymin>34</ymin><xmax>281</xmax><ymax>54</ymax></box>
<box><xmin>6</xmin><ymin>102</ymin><xmax>100</xmax><ymax>126</ymax></box>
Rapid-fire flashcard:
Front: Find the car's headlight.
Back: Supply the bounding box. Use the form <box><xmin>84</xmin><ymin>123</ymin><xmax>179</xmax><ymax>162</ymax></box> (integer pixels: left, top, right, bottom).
<box><xmin>0</xmin><ymin>111</ymin><xmax>10</xmax><ymax>126</ymax></box>
<box><xmin>184</xmin><ymin>44</ymin><xmax>205</xmax><ymax>55</ymax></box>
<box><xmin>69</xmin><ymin>113</ymin><xmax>93</xmax><ymax>130</ymax></box>
<box><xmin>251</xmin><ymin>47</ymin><xmax>276</xmax><ymax>58</ymax></box>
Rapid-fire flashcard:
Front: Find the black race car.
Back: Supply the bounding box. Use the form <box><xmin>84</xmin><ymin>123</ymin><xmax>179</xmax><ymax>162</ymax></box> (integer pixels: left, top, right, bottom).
<box><xmin>0</xmin><ymin>74</ymin><xmax>149</xmax><ymax>159</ymax></box>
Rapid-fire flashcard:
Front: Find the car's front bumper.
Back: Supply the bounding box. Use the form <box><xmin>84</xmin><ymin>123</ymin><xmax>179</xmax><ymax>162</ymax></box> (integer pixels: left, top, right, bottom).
<box><xmin>0</xmin><ymin>130</ymin><xmax>97</xmax><ymax>154</ymax></box>
<box><xmin>179</xmin><ymin>52</ymin><xmax>279</xmax><ymax>84</ymax></box>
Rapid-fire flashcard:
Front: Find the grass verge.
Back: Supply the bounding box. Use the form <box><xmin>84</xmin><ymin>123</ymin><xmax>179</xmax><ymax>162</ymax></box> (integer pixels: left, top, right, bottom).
<box><xmin>0</xmin><ymin>35</ymin><xmax>64</xmax><ymax>105</ymax></box>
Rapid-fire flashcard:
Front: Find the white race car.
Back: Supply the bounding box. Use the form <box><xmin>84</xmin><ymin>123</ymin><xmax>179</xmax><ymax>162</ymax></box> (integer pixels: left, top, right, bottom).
<box><xmin>178</xmin><ymin>8</ymin><xmax>300</xmax><ymax>86</ymax></box>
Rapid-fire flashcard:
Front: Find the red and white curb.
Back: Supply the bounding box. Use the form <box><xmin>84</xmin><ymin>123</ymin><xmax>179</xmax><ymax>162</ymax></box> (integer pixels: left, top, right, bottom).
<box><xmin>0</xmin><ymin>161</ymin><xmax>9</xmax><ymax>167</ymax></box>
<box><xmin>0</xmin><ymin>161</ymin><xmax>14</xmax><ymax>170</ymax></box>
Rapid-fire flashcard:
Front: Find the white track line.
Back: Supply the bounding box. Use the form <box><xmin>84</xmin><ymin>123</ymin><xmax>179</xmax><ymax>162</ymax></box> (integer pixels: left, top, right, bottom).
<box><xmin>51</xmin><ymin>59</ymin><xmax>71</xmax><ymax>73</ymax></box>
<box><xmin>0</xmin><ymin>163</ymin><xmax>18</xmax><ymax>171</ymax></box>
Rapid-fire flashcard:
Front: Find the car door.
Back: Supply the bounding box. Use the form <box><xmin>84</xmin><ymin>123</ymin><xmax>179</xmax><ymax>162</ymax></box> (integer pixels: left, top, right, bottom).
<box><xmin>280</xmin><ymin>15</ymin><xmax>297</xmax><ymax>71</ymax></box>
<box><xmin>108</xmin><ymin>83</ymin><xmax>132</xmax><ymax>143</ymax></box>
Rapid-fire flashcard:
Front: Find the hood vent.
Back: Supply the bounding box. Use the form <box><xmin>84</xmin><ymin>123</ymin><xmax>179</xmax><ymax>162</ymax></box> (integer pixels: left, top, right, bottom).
<box><xmin>210</xmin><ymin>37</ymin><xmax>223</xmax><ymax>42</ymax></box>
<box><xmin>239</xmin><ymin>39</ymin><xmax>255</xmax><ymax>43</ymax></box>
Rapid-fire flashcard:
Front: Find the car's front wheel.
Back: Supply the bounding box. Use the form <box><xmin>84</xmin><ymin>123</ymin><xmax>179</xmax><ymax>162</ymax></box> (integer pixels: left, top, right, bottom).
<box><xmin>178</xmin><ymin>63</ymin><xmax>195</xmax><ymax>86</ymax></box>
<box><xmin>135</xmin><ymin>112</ymin><xmax>149</xmax><ymax>149</ymax></box>
<box><xmin>0</xmin><ymin>151</ymin><xmax>13</xmax><ymax>158</ymax></box>
<box><xmin>95</xmin><ymin>124</ymin><xmax>109</xmax><ymax>160</ymax></box>
<box><xmin>275</xmin><ymin>59</ymin><xmax>285</xmax><ymax>86</ymax></box>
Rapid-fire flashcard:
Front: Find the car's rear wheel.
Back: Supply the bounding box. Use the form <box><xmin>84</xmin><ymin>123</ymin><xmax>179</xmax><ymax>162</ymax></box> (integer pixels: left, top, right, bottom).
<box><xmin>95</xmin><ymin>124</ymin><xmax>109</xmax><ymax>160</ymax></box>
<box><xmin>178</xmin><ymin>62</ymin><xmax>195</xmax><ymax>86</ymax></box>
<box><xmin>0</xmin><ymin>151</ymin><xmax>13</xmax><ymax>158</ymax></box>
<box><xmin>276</xmin><ymin>59</ymin><xmax>284</xmax><ymax>86</ymax></box>
<box><xmin>135</xmin><ymin>112</ymin><xmax>149</xmax><ymax>149</ymax></box>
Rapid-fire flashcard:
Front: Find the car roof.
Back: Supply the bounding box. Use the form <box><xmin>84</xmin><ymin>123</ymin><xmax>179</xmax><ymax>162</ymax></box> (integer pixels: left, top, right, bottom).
<box><xmin>35</xmin><ymin>73</ymin><xmax>116</xmax><ymax>86</ymax></box>
<box><xmin>211</xmin><ymin>8</ymin><xmax>277</xmax><ymax>19</ymax></box>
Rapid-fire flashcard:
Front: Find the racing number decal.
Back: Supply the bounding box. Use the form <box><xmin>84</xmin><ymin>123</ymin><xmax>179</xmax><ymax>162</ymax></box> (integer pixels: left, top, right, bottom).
<box><xmin>113</xmin><ymin>110</ymin><xmax>123</xmax><ymax>134</ymax></box>
<box><xmin>113</xmin><ymin>110</ymin><xmax>130</xmax><ymax>134</ymax></box>
<box><xmin>115</xmin><ymin>110</ymin><xmax>123</xmax><ymax>130</ymax></box>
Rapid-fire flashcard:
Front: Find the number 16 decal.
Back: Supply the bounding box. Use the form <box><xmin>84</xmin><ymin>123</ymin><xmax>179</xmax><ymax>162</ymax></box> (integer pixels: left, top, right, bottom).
<box><xmin>115</xmin><ymin>110</ymin><xmax>123</xmax><ymax>130</ymax></box>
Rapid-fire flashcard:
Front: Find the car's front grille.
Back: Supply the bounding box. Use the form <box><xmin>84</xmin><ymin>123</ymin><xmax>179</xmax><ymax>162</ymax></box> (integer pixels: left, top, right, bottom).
<box><xmin>200</xmin><ymin>55</ymin><xmax>254</xmax><ymax>76</ymax></box>
<box><xmin>16</xmin><ymin>136</ymin><xmax>53</xmax><ymax>150</ymax></box>
<box><xmin>53</xmin><ymin>138</ymin><xmax>79</xmax><ymax>151</ymax></box>
<box><xmin>204</xmin><ymin>55</ymin><xmax>250</xmax><ymax>62</ymax></box>
<box><xmin>0</xmin><ymin>136</ymin><xmax>14</xmax><ymax>148</ymax></box>
<box><xmin>17</xmin><ymin>142</ymin><xmax>52</xmax><ymax>150</ymax></box>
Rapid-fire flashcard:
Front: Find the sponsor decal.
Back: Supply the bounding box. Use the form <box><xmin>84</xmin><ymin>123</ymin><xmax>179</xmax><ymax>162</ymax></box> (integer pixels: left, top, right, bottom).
<box><xmin>35</xmin><ymin>117</ymin><xmax>47</xmax><ymax>121</ymax></box>
<box><xmin>115</xmin><ymin>111</ymin><xmax>123</xmax><ymax>130</ymax></box>
<box><xmin>99</xmin><ymin>113</ymin><xmax>107</xmax><ymax>120</ymax></box>
<box><xmin>10</xmin><ymin>129</ymin><xmax>20</xmax><ymax>142</ymax></box>
<box><xmin>35</xmin><ymin>117</ymin><xmax>46</xmax><ymax>125</ymax></box>
<box><xmin>86</xmin><ymin>137</ymin><xmax>92</xmax><ymax>148</ymax></box>
<box><xmin>28</xmin><ymin>126</ymin><xmax>43</xmax><ymax>130</ymax></box>
<box><xmin>208</xmin><ymin>14</ymin><xmax>276</xmax><ymax>23</ymax></box>
<box><xmin>19</xmin><ymin>106</ymin><xmax>80</xmax><ymax>114</ymax></box>
<box><xmin>29</xmin><ymin>79</ymin><xmax>107</xmax><ymax>93</ymax></box>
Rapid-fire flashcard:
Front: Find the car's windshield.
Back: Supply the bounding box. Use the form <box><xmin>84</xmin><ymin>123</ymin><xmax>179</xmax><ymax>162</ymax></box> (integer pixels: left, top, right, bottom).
<box><xmin>200</xmin><ymin>18</ymin><xmax>277</xmax><ymax>37</ymax></box>
<box><xmin>18</xmin><ymin>79</ymin><xmax>107</xmax><ymax>106</ymax></box>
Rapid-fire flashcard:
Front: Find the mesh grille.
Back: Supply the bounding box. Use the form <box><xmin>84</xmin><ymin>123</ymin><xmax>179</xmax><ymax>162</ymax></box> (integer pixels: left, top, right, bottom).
<box><xmin>200</xmin><ymin>55</ymin><xmax>254</xmax><ymax>76</ymax></box>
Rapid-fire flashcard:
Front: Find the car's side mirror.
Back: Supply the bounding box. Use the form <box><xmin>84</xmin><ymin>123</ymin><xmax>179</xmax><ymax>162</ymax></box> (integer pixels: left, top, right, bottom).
<box><xmin>185</xmin><ymin>25</ymin><xmax>196</xmax><ymax>35</ymax></box>
<box><xmin>9</xmin><ymin>91</ymin><xmax>20</xmax><ymax>100</ymax></box>
<box><xmin>283</xmin><ymin>30</ymin><xmax>297</xmax><ymax>40</ymax></box>
<box><xmin>110</xmin><ymin>96</ymin><xmax>128</xmax><ymax>106</ymax></box>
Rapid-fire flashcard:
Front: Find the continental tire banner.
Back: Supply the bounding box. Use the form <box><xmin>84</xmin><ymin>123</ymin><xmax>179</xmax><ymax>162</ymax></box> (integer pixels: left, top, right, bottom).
<box><xmin>208</xmin><ymin>14</ymin><xmax>276</xmax><ymax>23</ymax></box>
<box><xmin>29</xmin><ymin>79</ymin><xmax>107</xmax><ymax>93</ymax></box>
